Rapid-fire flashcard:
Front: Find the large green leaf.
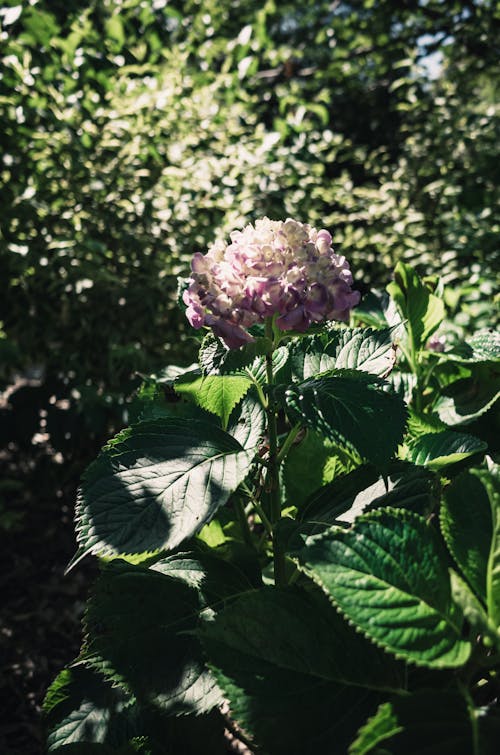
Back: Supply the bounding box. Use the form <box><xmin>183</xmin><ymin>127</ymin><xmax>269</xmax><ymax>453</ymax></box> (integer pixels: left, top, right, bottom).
<box><xmin>297</xmin><ymin>508</ymin><xmax>471</xmax><ymax>667</ymax></box>
<box><xmin>441</xmin><ymin>471</ymin><xmax>492</xmax><ymax>601</ymax></box>
<box><xmin>405</xmin><ymin>429</ymin><xmax>486</xmax><ymax>470</ymax></box>
<box><xmin>83</xmin><ymin>560</ymin><xmax>221</xmax><ymax>714</ymax></box>
<box><xmin>201</xmin><ymin>586</ymin><xmax>399</xmax><ymax>754</ymax></box>
<box><xmin>349</xmin><ymin>691</ymin><xmax>473</xmax><ymax>754</ymax></box>
<box><xmin>174</xmin><ymin>372</ymin><xmax>252</xmax><ymax>429</ymax></box>
<box><xmin>288</xmin><ymin>325</ymin><xmax>400</xmax><ymax>381</ymax></box>
<box><xmin>281</xmin><ymin>370</ymin><xmax>407</xmax><ymax>466</ymax></box>
<box><xmin>75</xmin><ymin>418</ymin><xmax>253</xmax><ymax>559</ymax></box>
<box><xmin>202</xmin><ymin>586</ymin><xmax>404</xmax><ymax>692</ymax></box>
<box><xmin>387</xmin><ymin>261</ymin><xmax>445</xmax><ymax>353</ymax></box>
<box><xmin>299</xmin><ymin>460</ymin><xmax>435</xmax><ymax>531</ymax></box>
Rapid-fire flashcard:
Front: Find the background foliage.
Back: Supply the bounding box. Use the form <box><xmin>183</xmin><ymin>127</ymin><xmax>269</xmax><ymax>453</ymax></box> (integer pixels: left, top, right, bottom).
<box><xmin>1</xmin><ymin>0</ymin><xmax>498</xmax><ymax>413</ymax></box>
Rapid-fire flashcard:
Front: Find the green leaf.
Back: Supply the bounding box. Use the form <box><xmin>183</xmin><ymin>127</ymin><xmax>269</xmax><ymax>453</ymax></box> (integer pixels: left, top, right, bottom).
<box><xmin>44</xmin><ymin>667</ymin><xmax>138</xmax><ymax>752</ymax></box>
<box><xmin>441</xmin><ymin>471</ymin><xmax>492</xmax><ymax>601</ymax></box>
<box><xmin>226</xmin><ymin>391</ymin><xmax>265</xmax><ymax>451</ymax></box>
<box><xmin>449</xmin><ymin>571</ymin><xmax>496</xmax><ymax>644</ymax></box>
<box><xmin>443</xmin><ymin>330</ymin><xmax>500</xmax><ymax>364</ymax></box>
<box><xmin>202</xmin><ymin>586</ymin><xmax>404</xmax><ymax>692</ymax></box>
<box><xmin>75</xmin><ymin>418</ymin><xmax>253</xmax><ymax>559</ymax></box>
<box><xmin>84</xmin><ymin>560</ymin><xmax>221</xmax><ymax>714</ymax></box>
<box><xmin>151</xmin><ymin>545</ymin><xmax>258</xmax><ymax>607</ymax></box>
<box><xmin>201</xmin><ymin>586</ymin><xmax>397</xmax><ymax>753</ymax></box>
<box><xmin>299</xmin><ymin>460</ymin><xmax>435</xmax><ymax>531</ymax></box>
<box><xmin>387</xmin><ymin>261</ymin><xmax>445</xmax><ymax>353</ymax></box>
<box><xmin>405</xmin><ymin>429</ymin><xmax>486</xmax><ymax>470</ymax></box>
<box><xmin>44</xmin><ymin>665</ymin><xmax>226</xmax><ymax>753</ymax></box>
<box><xmin>283</xmin><ymin>430</ymin><xmax>355</xmax><ymax>508</ymax></box>
<box><xmin>435</xmin><ymin>368</ymin><xmax>499</xmax><ymax>426</ymax></box>
<box><xmin>477</xmin><ymin>465</ymin><xmax>500</xmax><ymax>628</ymax></box>
<box><xmin>281</xmin><ymin>370</ymin><xmax>407</xmax><ymax>466</ymax></box>
<box><xmin>349</xmin><ymin>691</ymin><xmax>473</xmax><ymax>754</ymax></box>
<box><xmin>297</xmin><ymin>508</ymin><xmax>471</xmax><ymax>667</ymax></box>
<box><xmin>288</xmin><ymin>325</ymin><xmax>400</xmax><ymax>381</ymax></box>
<box><xmin>199</xmin><ymin>332</ymin><xmax>289</xmax><ymax>385</ymax></box>
<box><xmin>174</xmin><ymin>372</ymin><xmax>252</xmax><ymax>429</ymax></box>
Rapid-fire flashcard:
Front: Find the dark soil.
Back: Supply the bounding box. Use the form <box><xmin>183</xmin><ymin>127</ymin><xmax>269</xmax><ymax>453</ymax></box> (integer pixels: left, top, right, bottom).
<box><xmin>0</xmin><ymin>439</ymin><xmax>99</xmax><ymax>754</ymax></box>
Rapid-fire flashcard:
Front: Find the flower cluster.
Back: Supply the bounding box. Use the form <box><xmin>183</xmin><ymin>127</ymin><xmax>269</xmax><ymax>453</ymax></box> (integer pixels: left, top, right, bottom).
<box><xmin>183</xmin><ymin>218</ymin><xmax>360</xmax><ymax>348</ymax></box>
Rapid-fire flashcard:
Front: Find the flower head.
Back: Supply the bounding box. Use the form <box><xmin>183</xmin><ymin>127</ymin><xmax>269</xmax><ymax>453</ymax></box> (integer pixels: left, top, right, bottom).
<box><xmin>183</xmin><ymin>217</ymin><xmax>360</xmax><ymax>348</ymax></box>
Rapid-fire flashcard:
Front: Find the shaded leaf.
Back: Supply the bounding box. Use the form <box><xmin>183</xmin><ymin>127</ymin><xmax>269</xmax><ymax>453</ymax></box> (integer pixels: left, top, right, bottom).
<box><xmin>441</xmin><ymin>471</ymin><xmax>492</xmax><ymax>601</ymax></box>
<box><xmin>84</xmin><ymin>560</ymin><xmax>221</xmax><ymax>714</ymax></box>
<box><xmin>281</xmin><ymin>370</ymin><xmax>407</xmax><ymax>466</ymax></box>
<box><xmin>75</xmin><ymin>418</ymin><xmax>253</xmax><ymax>559</ymax></box>
<box><xmin>299</xmin><ymin>460</ymin><xmax>435</xmax><ymax>531</ymax></box>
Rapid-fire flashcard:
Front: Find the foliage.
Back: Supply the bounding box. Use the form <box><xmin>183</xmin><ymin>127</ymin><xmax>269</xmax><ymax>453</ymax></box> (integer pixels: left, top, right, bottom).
<box><xmin>1</xmin><ymin>0</ymin><xmax>498</xmax><ymax>418</ymax></box>
<box><xmin>46</xmin><ymin>262</ymin><xmax>500</xmax><ymax>753</ymax></box>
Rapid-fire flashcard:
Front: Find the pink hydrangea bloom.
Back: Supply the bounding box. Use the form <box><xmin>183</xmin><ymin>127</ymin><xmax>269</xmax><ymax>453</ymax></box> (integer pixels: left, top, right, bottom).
<box><xmin>183</xmin><ymin>217</ymin><xmax>360</xmax><ymax>348</ymax></box>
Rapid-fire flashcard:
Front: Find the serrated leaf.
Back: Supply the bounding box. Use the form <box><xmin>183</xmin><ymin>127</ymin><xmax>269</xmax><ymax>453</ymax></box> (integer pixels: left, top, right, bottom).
<box><xmin>387</xmin><ymin>261</ymin><xmax>445</xmax><ymax>352</ymax></box>
<box><xmin>202</xmin><ymin>587</ymin><xmax>404</xmax><ymax>692</ymax></box>
<box><xmin>174</xmin><ymin>373</ymin><xmax>252</xmax><ymax>429</ymax></box>
<box><xmin>288</xmin><ymin>325</ymin><xmax>400</xmax><ymax>381</ymax></box>
<box><xmin>281</xmin><ymin>371</ymin><xmax>407</xmax><ymax>466</ymax></box>
<box><xmin>435</xmin><ymin>368</ymin><xmax>499</xmax><ymax>425</ymax></box>
<box><xmin>406</xmin><ymin>429</ymin><xmax>486</xmax><ymax>470</ymax></box>
<box><xmin>84</xmin><ymin>561</ymin><xmax>221</xmax><ymax>714</ymax></box>
<box><xmin>349</xmin><ymin>691</ymin><xmax>473</xmax><ymax>754</ymax></box>
<box><xmin>44</xmin><ymin>667</ymin><xmax>138</xmax><ymax>751</ymax></box>
<box><xmin>441</xmin><ymin>471</ymin><xmax>492</xmax><ymax>601</ymax></box>
<box><xmin>442</xmin><ymin>330</ymin><xmax>500</xmax><ymax>364</ymax></box>
<box><xmin>299</xmin><ymin>460</ymin><xmax>435</xmax><ymax>531</ymax></box>
<box><xmin>406</xmin><ymin>408</ymin><xmax>447</xmax><ymax>438</ymax></box>
<box><xmin>75</xmin><ymin>418</ymin><xmax>253</xmax><ymax>559</ymax></box>
<box><xmin>201</xmin><ymin>587</ymin><xmax>395</xmax><ymax>753</ymax></box>
<box><xmin>297</xmin><ymin>508</ymin><xmax>471</xmax><ymax>667</ymax></box>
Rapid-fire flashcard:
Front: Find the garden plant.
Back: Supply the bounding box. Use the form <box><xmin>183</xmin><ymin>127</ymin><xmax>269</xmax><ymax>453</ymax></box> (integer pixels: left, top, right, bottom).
<box><xmin>45</xmin><ymin>218</ymin><xmax>499</xmax><ymax>754</ymax></box>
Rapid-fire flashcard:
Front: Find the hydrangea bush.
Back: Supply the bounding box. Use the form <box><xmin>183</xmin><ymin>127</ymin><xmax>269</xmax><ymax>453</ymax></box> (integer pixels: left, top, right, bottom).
<box><xmin>45</xmin><ymin>220</ymin><xmax>500</xmax><ymax>754</ymax></box>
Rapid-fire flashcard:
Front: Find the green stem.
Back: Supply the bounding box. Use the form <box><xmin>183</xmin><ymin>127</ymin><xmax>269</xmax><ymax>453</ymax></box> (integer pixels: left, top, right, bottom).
<box><xmin>241</xmin><ymin>484</ymin><xmax>273</xmax><ymax>535</ymax></box>
<box><xmin>277</xmin><ymin>423</ymin><xmax>302</xmax><ymax>465</ymax></box>
<box><xmin>265</xmin><ymin>317</ymin><xmax>287</xmax><ymax>587</ymax></box>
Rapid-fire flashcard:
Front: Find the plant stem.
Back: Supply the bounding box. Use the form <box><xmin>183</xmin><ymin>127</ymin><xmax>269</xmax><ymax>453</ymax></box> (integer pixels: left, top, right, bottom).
<box><xmin>265</xmin><ymin>317</ymin><xmax>287</xmax><ymax>587</ymax></box>
<box><xmin>277</xmin><ymin>423</ymin><xmax>302</xmax><ymax>465</ymax></box>
<box><xmin>241</xmin><ymin>484</ymin><xmax>273</xmax><ymax>535</ymax></box>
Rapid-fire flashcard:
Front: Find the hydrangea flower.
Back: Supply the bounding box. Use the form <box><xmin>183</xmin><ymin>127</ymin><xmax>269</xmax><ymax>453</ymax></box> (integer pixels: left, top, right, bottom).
<box><xmin>183</xmin><ymin>217</ymin><xmax>360</xmax><ymax>348</ymax></box>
